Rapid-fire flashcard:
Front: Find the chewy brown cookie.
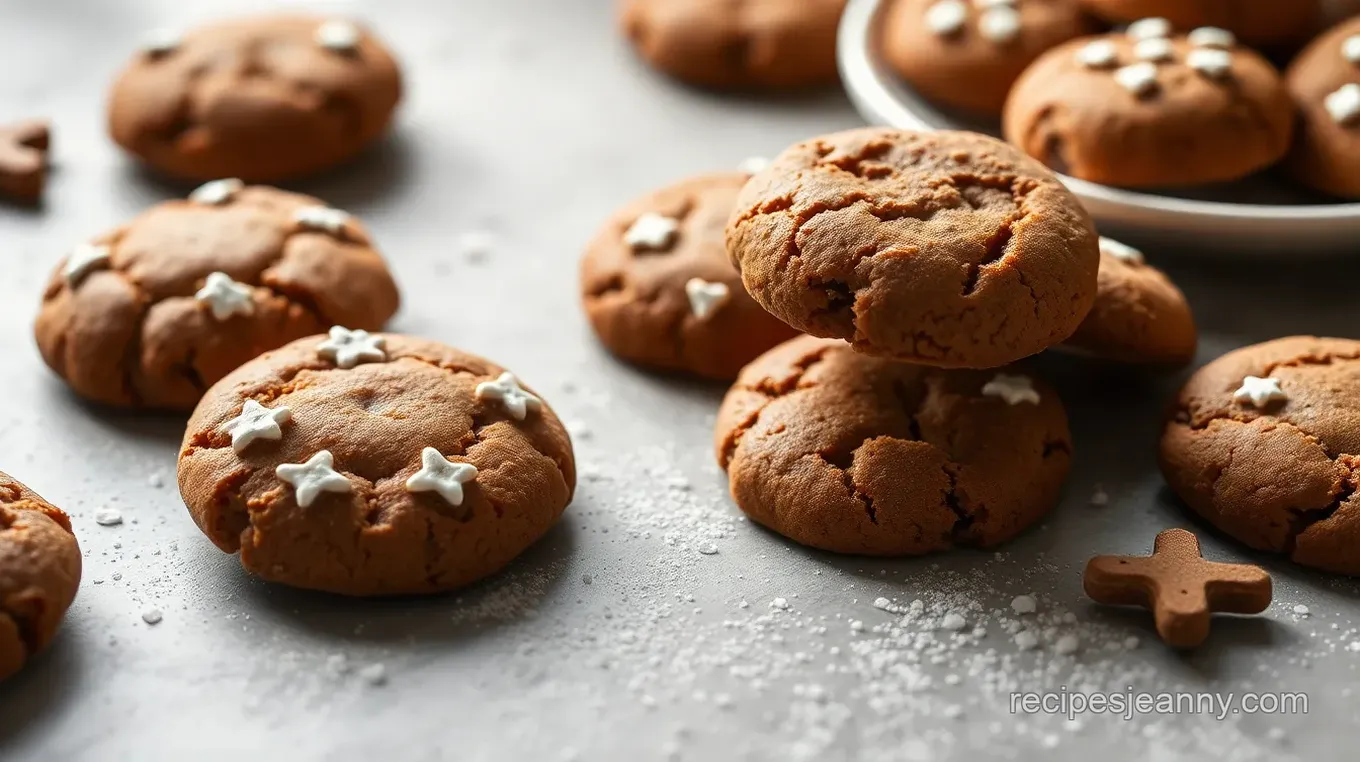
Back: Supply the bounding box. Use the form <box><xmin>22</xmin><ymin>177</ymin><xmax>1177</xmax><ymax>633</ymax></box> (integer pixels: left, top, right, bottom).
<box><xmin>715</xmin><ymin>335</ymin><xmax>1072</xmax><ymax>555</ymax></box>
<box><xmin>1160</xmin><ymin>336</ymin><xmax>1360</xmax><ymax>576</ymax></box>
<box><xmin>1286</xmin><ymin>16</ymin><xmax>1360</xmax><ymax>198</ymax></box>
<box><xmin>108</xmin><ymin>15</ymin><xmax>402</xmax><ymax>182</ymax></box>
<box><xmin>619</xmin><ymin>0</ymin><xmax>846</xmax><ymax>90</ymax></box>
<box><xmin>581</xmin><ymin>172</ymin><xmax>801</xmax><ymax>379</ymax></box>
<box><xmin>883</xmin><ymin>0</ymin><xmax>1096</xmax><ymax>116</ymax></box>
<box><xmin>1076</xmin><ymin>2</ymin><xmax>1323</xmax><ymax>47</ymax></box>
<box><xmin>0</xmin><ymin>472</ymin><xmax>81</xmax><ymax>681</ymax></box>
<box><xmin>726</xmin><ymin>128</ymin><xmax>1099</xmax><ymax>368</ymax></box>
<box><xmin>1062</xmin><ymin>237</ymin><xmax>1196</xmax><ymax>365</ymax></box>
<box><xmin>35</xmin><ymin>183</ymin><xmax>400</xmax><ymax>411</ymax></box>
<box><xmin>1004</xmin><ymin>26</ymin><xmax>1295</xmax><ymax>187</ymax></box>
<box><xmin>178</xmin><ymin>333</ymin><xmax>576</xmax><ymax>596</ymax></box>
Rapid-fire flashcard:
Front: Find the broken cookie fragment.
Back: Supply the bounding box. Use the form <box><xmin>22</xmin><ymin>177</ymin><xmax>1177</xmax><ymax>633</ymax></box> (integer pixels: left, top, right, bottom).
<box><xmin>0</xmin><ymin>471</ymin><xmax>81</xmax><ymax>681</ymax></box>
<box><xmin>714</xmin><ymin>335</ymin><xmax>1071</xmax><ymax>555</ymax></box>
<box><xmin>34</xmin><ymin>183</ymin><xmax>400</xmax><ymax>411</ymax></box>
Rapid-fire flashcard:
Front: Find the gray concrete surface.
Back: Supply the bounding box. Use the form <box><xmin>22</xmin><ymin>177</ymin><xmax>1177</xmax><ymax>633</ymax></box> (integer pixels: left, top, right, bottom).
<box><xmin>0</xmin><ymin>1</ymin><xmax>1357</xmax><ymax>760</ymax></box>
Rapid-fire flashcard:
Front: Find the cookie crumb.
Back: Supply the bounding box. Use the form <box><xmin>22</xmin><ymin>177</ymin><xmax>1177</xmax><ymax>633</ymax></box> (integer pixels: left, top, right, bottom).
<box><xmin>94</xmin><ymin>507</ymin><xmax>124</xmax><ymax>526</ymax></box>
<box><xmin>770</xmin><ymin>597</ymin><xmax>791</xmax><ymax>610</ymax></box>
<box><xmin>697</xmin><ymin>543</ymin><xmax>719</xmax><ymax>555</ymax></box>
<box><xmin>141</xmin><ymin>608</ymin><xmax>163</xmax><ymax>625</ymax></box>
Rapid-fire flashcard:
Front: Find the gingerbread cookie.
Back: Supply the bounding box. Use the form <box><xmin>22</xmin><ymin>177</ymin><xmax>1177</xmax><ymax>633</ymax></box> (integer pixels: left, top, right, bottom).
<box><xmin>883</xmin><ymin>0</ymin><xmax>1096</xmax><ymax>116</ymax></box>
<box><xmin>1077</xmin><ymin>2</ymin><xmax>1323</xmax><ymax>47</ymax></box>
<box><xmin>1061</xmin><ymin>237</ymin><xmax>1196</xmax><ymax>365</ymax></box>
<box><xmin>0</xmin><ymin>120</ymin><xmax>49</xmax><ymax>204</ymax></box>
<box><xmin>35</xmin><ymin>183</ymin><xmax>400</xmax><ymax>411</ymax></box>
<box><xmin>1160</xmin><ymin>336</ymin><xmax>1360</xmax><ymax>576</ymax></box>
<box><xmin>1004</xmin><ymin>25</ymin><xmax>1295</xmax><ymax>187</ymax></box>
<box><xmin>726</xmin><ymin>128</ymin><xmax>1099</xmax><ymax>368</ymax></box>
<box><xmin>1286</xmin><ymin>16</ymin><xmax>1360</xmax><ymax>198</ymax></box>
<box><xmin>581</xmin><ymin>172</ymin><xmax>801</xmax><ymax>379</ymax></box>
<box><xmin>108</xmin><ymin>15</ymin><xmax>402</xmax><ymax>182</ymax></box>
<box><xmin>619</xmin><ymin>0</ymin><xmax>846</xmax><ymax>90</ymax></box>
<box><xmin>714</xmin><ymin>335</ymin><xmax>1072</xmax><ymax>555</ymax></box>
<box><xmin>177</xmin><ymin>333</ymin><xmax>576</xmax><ymax>596</ymax></box>
<box><xmin>0</xmin><ymin>472</ymin><xmax>81</xmax><ymax>681</ymax></box>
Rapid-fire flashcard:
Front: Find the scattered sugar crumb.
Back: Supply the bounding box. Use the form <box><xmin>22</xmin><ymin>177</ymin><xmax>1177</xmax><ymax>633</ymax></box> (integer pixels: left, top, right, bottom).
<box><xmin>1014</xmin><ymin>630</ymin><xmax>1040</xmax><ymax>651</ymax></box>
<box><xmin>941</xmin><ymin>612</ymin><xmax>967</xmax><ymax>631</ymax></box>
<box><xmin>1089</xmin><ymin>485</ymin><xmax>1109</xmax><ymax>506</ymax></box>
<box><xmin>94</xmin><ymin>508</ymin><xmax>123</xmax><ymax>526</ymax></box>
<box><xmin>358</xmin><ymin>663</ymin><xmax>388</xmax><ymax>686</ymax></box>
<box><xmin>770</xmin><ymin>597</ymin><xmax>791</xmax><ymax>611</ymax></box>
<box><xmin>1011</xmin><ymin>595</ymin><xmax>1037</xmax><ymax>615</ymax></box>
<box><xmin>147</xmin><ymin>472</ymin><xmax>164</xmax><ymax>488</ymax></box>
<box><xmin>1054</xmin><ymin>634</ymin><xmax>1080</xmax><ymax>655</ymax></box>
<box><xmin>1292</xmin><ymin>604</ymin><xmax>1310</xmax><ymax>617</ymax></box>
<box><xmin>141</xmin><ymin>608</ymin><xmax>163</xmax><ymax>625</ymax></box>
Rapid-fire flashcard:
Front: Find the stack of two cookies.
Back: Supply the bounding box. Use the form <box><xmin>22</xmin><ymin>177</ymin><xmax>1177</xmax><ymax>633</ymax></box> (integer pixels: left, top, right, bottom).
<box><xmin>583</xmin><ymin>127</ymin><xmax>1196</xmax><ymax>556</ymax></box>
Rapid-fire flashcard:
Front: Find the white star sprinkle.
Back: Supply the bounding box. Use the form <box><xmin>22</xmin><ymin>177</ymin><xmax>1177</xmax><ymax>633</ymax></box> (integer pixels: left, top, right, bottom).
<box><xmin>982</xmin><ymin>374</ymin><xmax>1041</xmax><ymax>406</ymax></box>
<box><xmin>314</xmin><ymin>19</ymin><xmax>361</xmax><ymax>53</ymax></box>
<box><xmin>1099</xmin><ymin>236</ymin><xmax>1145</xmax><ymax>265</ymax></box>
<box><xmin>195</xmin><ymin>272</ymin><xmax>255</xmax><ymax>321</ymax></box>
<box><xmin>1233</xmin><ymin>376</ymin><xmax>1287</xmax><ymax>408</ymax></box>
<box><xmin>738</xmin><ymin>156</ymin><xmax>771</xmax><ymax>175</ymax></box>
<box><xmin>188</xmin><ymin>178</ymin><xmax>243</xmax><ymax>205</ymax></box>
<box><xmin>1134</xmin><ymin>37</ymin><xmax>1174</xmax><ymax>62</ymax></box>
<box><xmin>1075</xmin><ymin>40</ymin><xmax>1119</xmax><ymax>69</ymax></box>
<box><xmin>294</xmin><ymin>205</ymin><xmax>353</xmax><ymax>236</ymax></box>
<box><xmin>64</xmin><ymin>243</ymin><xmax>111</xmax><ymax>286</ymax></box>
<box><xmin>1187</xmin><ymin>48</ymin><xmax>1233</xmax><ymax>79</ymax></box>
<box><xmin>475</xmin><ymin>372</ymin><xmax>542</xmax><ymax>421</ymax></box>
<box><xmin>1325</xmin><ymin>83</ymin><xmax>1360</xmax><ymax>125</ymax></box>
<box><xmin>405</xmin><ymin>447</ymin><xmax>478</xmax><ymax>507</ymax></box>
<box><xmin>624</xmin><ymin>212</ymin><xmax>680</xmax><ymax>252</ymax></box>
<box><xmin>222</xmin><ymin>399</ymin><xmax>292</xmax><ymax>453</ymax></box>
<box><xmin>1187</xmin><ymin>27</ymin><xmax>1235</xmax><ymax>49</ymax></box>
<box><xmin>978</xmin><ymin>6</ymin><xmax>1021</xmax><ymax>44</ymax></box>
<box><xmin>141</xmin><ymin>27</ymin><xmax>181</xmax><ymax>56</ymax></box>
<box><xmin>1126</xmin><ymin>17</ymin><xmax>1171</xmax><ymax>41</ymax></box>
<box><xmin>1114</xmin><ymin>62</ymin><xmax>1159</xmax><ymax>97</ymax></box>
<box><xmin>925</xmin><ymin>0</ymin><xmax>968</xmax><ymax>37</ymax></box>
<box><xmin>275</xmin><ymin>450</ymin><xmax>351</xmax><ymax>508</ymax></box>
<box><xmin>1344</xmin><ymin>34</ymin><xmax>1360</xmax><ymax>65</ymax></box>
<box><xmin>316</xmin><ymin>326</ymin><xmax>387</xmax><ymax>369</ymax></box>
<box><xmin>685</xmin><ymin>278</ymin><xmax>730</xmax><ymax>319</ymax></box>
<box><xmin>974</xmin><ymin>0</ymin><xmax>1015</xmax><ymax>7</ymax></box>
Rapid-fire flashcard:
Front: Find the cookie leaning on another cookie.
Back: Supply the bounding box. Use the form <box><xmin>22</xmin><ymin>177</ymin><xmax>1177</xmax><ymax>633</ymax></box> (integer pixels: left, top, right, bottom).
<box><xmin>178</xmin><ymin>333</ymin><xmax>576</xmax><ymax>596</ymax></box>
<box><xmin>1286</xmin><ymin>16</ymin><xmax>1360</xmax><ymax>199</ymax></box>
<box><xmin>883</xmin><ymin>0</ymin><xmax>1096</xmax><ymax>116</ymax></box>
<box><xmin>108</xmin><ymin>15</ymin><xmax>402</xmax><ymax>182</ymax></box>
<box><xmin>727</xmin><ymin>128</ymin><xmax>1099</xmax><ymax>369</ymax></box>
<box><xmin>715</xmin><ymin>335</ymin><xmax>1072</xmax><ymax>556</ymax></box>
<box><xmin>1004</xmin><ymin>27</ymin><xmax>1294</xmax><ymax>187</ymax></box>
<box><xmin>619</xmin><ymin>0</ymin><xmax>846</xmax><ymax>90</ymax></box>
<box><xmin>1061</xmin><ymin>237</ymin><xmax>1196</xmax><ymax>366</ymax></box>
<box><xmin>0</xmin><ymin>471</ymin><xmax>81</xmax><ymax>681</ymax></box>
<box><xmin>581</xmin><ymin>172</ymin><xmax>801</xmax><ymax>379</ymax></box>
<box><xmin>1160</xmin><ymin>336</ymin><xmax>1360</xmax><ymax>576</ymax></box>
<box><xmin>34</xmin><ymin>183</ymin><xmax>400</xmax><ymax>411</ymax></box>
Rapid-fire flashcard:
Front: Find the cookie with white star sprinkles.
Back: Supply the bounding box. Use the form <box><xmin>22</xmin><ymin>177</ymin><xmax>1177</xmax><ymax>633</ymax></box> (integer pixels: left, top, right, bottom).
<box><xmin>882</xmin><ymin>0</ymin><xmax>1095</xmax><ymax>116</ymax></box>
<box><xmin>1286</xmin><ymin>16</ymin><xmax>1360</xmax><ymax>198</ymax></box>
<box><xmin>1076</xmin><ymin>1</ymin><xmax>1323</xmax><ymax>48</ymax></box>
<box><xmin>1060</xmin><ymin>237</ymin><xmax>1197</xmax><ymax>366</ymax></box>
<box><xmin>714</xmin><ymin>335</ymin><xmax>1072</xmax><ymax>556</ymax></box>
<box><xmin>35</xmin><ymin>184</ymin><xmax>399</xmax><ymax>410</ymax></box>
<box><xmin>1003</xmin><ymin>23</ymin><xmax>1294</xmax><ymax>187</ymax></box>
<box><xmin>1160</xmin><ymin>336</ymin><xmax>1360</xmax><ymax>576</ymax></box>
<box><xmin>580</xmin><ymin>173</ymin><xmax>798</xmax><ymax>379</ymax></box>
<box><xmin>177</xmin><ymin>333</ymin><xmax>576</xmax><ymax>595</ymax></box>
<box><xmin>107</xmin><ymin>14</ymin><xmax>401</xmax><ymax>181</ymax></box>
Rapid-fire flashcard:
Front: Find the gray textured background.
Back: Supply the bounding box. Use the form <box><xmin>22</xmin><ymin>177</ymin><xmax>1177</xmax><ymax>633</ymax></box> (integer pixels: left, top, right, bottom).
<box><xmin>1</xmin><ymin>1</ymin><xmax>1358</xmax><ymax>760</ymax></box>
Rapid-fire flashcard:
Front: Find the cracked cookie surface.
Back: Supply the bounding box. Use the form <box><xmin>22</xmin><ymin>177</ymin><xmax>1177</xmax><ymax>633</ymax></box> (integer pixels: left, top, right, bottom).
<box><xmin>580</xmin><ymin>172</ymin><xmax>800</xmax><ymax>379</ymax></box>
<box><xmin>0</xmin><ymin>471</ymin><xmax>81</xmax><ymax>681</ymax></box>
<box><xmin>619</xmin><ymin>0</ymin><xmax>846</xmax><ymax>90</ymax></box>
<box><xmin>883</xmin><ymin>0</ymin><xmax>1095</xmax><ymax>116</ymax></box>
<box><xmin>1160</xmin><ymin>336</ymin><xmax>1360</xmax><ymax>576</ymax></box>
<box><xmin>714</xmin><ymin>335</ymin><xmax>1072</xmax><ymax>556</ymax></box>
<box><xmin>1003</xmin><ymin>31</ymin><xmax>1294</xmax><ymax>188</ymax></box>
<box><xmin>1062</xmin><ymin>242</ymin><xmax>1197</xmax><ymax>365</ymax></box>
<box><xmin>726</xmin><ymin>128</ymin><xmax>1098</xmax><ymax>368</ymax></box>
<box><xmin>178</xmin><ymin>334</ymin><xmax>577</xmax><ymax>596</ymax></box>
<box><xmin>35</xmin><ymin>184</ymin><xmax>400</xmax><ymax>411</ymax></box>
<box><xmin>108</xmin><ymin>14</ymin><xmax>401</xmax><ymax>182</ymax></box>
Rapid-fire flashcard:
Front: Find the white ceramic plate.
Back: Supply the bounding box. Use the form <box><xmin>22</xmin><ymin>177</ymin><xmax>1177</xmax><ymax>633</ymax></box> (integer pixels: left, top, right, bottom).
<box><xmin>837</xmin><ymin>0</ymin><xmax>1360</xmax><ymax>255</ymax></box>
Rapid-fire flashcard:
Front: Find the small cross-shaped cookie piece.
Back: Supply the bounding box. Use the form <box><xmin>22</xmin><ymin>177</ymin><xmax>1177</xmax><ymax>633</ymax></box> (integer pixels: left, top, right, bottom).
<box><xmin>0</xmin><ymin>119</ymin><xmax>50</xmax><ymax>204</ymax></box>
<box><xmin>1084</xmin><ymin>528</ymin><xmax>1272</xmax><ymax>648</ymax></box>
